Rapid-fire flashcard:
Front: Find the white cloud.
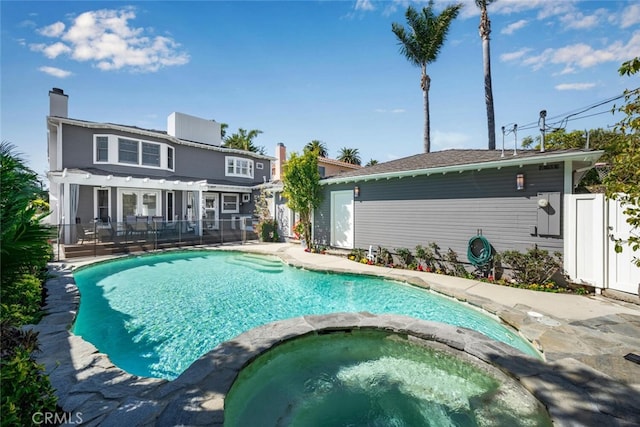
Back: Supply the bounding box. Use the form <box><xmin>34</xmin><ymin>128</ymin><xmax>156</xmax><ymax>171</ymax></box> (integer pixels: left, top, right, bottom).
<box><xmin>37</xmin><ymin>21</ymin><xmax>66</xmax><ymax>37</ymax></box>
<box><xmin>516</xmin><ymin>31</ymin><xmax>640</xmax><ymax>71</ymax></box>
<box><xmin>488</xmin><ymin>0</ymin><xmax>575</xmax><ymax>18</ymax></box>
<box><xmin>501</xmin><ymin>19</ymin><xmax>528</xmax><ymax>35</ymax></box>
<box><xmin>500</xmin><ymin>48</ymin><xmax>531</xmax><ymax>63</ymax></box>
<box><xmin>559</xmin><ymin>9</ymin><xmax>606</xmax><ymax>30</ymax></box>
<box><xmin>355</xmin><ymin>0</ymin><xmax>375</xmax><ymax>12</ymax></box>
<box><xmin>38</xmin><ymin>66</ymin><xmax>72</xmax><ymax>78</ymax></box>
<box><xmin>18</xmin><ymin>20</ymin><xmax>37</xmax><ymax>28</ymax></box>
<box><xmin>31</xmin><ymin>7</ymin><xmax>189</xmax><ymax>73</ymax></box>
<box><xmin>555</xmin><ymin>83</ymin><xmax>596</xmax><ymax>91</ymax></box>
<box><xmin>621</xmin><ymin>4</ymin><xmax>640</xmax><ymax>29</ymax></box>
<box><xmin>375</xmin><ymin>108</ymin><xmax>406</xmax><ymax>113</ymax></box>
<box><xmin>43</xmin><ymin>42</ymin><xmax>72</xmax><ymax>59</ymax></box>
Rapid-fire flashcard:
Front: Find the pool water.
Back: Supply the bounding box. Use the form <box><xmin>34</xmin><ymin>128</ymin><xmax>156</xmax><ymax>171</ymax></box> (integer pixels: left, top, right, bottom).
<box><xmin>225</xmin><ymin>331</ymin><xmax>552</xmax><ymax>427</ymax></box>
<box><xmin>73</xmin><ymin>250</ymin><xmax>539</xmax><ymax>379</ymax></box>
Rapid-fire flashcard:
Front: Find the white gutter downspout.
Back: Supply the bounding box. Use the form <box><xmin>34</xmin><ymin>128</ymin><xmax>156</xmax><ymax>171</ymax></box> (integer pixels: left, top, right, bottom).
<box><xmin>56</xmin><ymin>122</ymin><xmax>63</xmax><ymax>171</ymax></box>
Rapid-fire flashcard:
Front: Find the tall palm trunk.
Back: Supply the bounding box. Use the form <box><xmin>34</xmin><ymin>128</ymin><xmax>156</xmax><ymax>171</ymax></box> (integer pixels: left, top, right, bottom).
<box><xmin>480</xmin><ymin>7</ymin><xmax>496</xmax><ymax>150</ymax></box>
<box><xmin>421</xmin><ymin>65</ymin><xmax>431</xmax><ymax>153</ymax></box>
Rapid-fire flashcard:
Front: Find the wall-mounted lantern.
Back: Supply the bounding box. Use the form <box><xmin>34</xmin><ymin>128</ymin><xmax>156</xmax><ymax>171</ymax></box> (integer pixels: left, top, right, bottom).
<box><xmin>516</xmin><ymin>173</ymin><xmax>525</xmax><ymax>191</ymax></box>
<box><xmin>354</xmin><ymin>186</ymin><xmax>360</xmax><ymax>198</ymax></box>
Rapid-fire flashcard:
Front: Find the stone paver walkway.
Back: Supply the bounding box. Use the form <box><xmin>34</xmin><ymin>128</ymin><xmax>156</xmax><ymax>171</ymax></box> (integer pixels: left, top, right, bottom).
<box><xmin>32</xmin><ymin>243</ymin><xmax>640</xmax><ymax>426</ymax></box>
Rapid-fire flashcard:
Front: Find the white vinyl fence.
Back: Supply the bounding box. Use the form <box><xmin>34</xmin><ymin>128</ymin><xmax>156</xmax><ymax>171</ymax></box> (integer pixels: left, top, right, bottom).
<box><xmin>565</xmin><ymin>194</ymin><xmax>639</xmax><ymax>295</ymax></box>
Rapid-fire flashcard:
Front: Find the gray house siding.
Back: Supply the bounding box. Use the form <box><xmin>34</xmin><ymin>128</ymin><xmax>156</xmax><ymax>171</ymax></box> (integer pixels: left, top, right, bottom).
<box><xmin>60</xmin><ymin>124</ymin><xmax>269</xmax><ymax>185</ymax></box>
<box><xmin>315</xmin><ymin>163</ymin><xmax>565</xmax><ymax>260</ymax></box>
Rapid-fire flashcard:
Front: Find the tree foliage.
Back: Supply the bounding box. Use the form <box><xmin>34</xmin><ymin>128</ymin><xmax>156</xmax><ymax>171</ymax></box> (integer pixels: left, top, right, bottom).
<box><xmin>0</xmin><ymin>141</ymin><xmax>57</xmax><ymax>424</ymax></box>
<box><xmin>337</xmin><ymin>147</ymin><xmax>362</xmax><ymax>165</ymax></box>
<box><xmin>392</xmin><ymin>1</ymin><xmax>462</xmax><ymax>153</ymax></box>
<box><xmin>0</xmin><ymin>141</ymin><xmax>52</xmax><ymax>293</ymax></box>
<box><xmin>521</xmin><ymin>128</ymin><xmax>624</xmax><ymax>187</ymax></box>
<box><xmin>605</xmin><ymin>57</ymin><xmax>640</xmax><ymax>265</ymax></box>
<box><xmin>304</xmin><ymin>140</ymin><xmax>328</xmax><ymax>158</ymax></box>
<box><xmin>222</xmin><ymin>128</ymin><xmax>265</xmax><ymax>154</ymax></box>
<box><xmin>282</xmin><ymin>150</ymin><xmax>322</xmax><ymax>245</ymax></box>
<box><xmin>365</xmin><ymin>159</ymin><xmax>379</xmax><ymax>167</ymax></box>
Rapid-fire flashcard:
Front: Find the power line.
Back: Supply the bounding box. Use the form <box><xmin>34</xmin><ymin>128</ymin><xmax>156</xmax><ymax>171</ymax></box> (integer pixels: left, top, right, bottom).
<box><xmin>504</xmin><ymin>89</ymin><xmax>635</xmax><ymax>133</ymax></box>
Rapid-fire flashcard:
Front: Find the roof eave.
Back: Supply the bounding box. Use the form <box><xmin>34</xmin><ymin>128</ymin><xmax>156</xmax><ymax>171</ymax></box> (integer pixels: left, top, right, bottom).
<box><xmin>47</xmin><ymin>116</ymin><xmax>275</xmax><ymax>161</ymax></box>
<box><xmin>321</xmin><ymin>150</ymin><xmax>605</xmax><ymax>185</ymax></box>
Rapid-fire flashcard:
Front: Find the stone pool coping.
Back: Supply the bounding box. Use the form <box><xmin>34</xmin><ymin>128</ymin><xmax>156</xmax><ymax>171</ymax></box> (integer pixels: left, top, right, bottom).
<box><xmin>32</xmin><ymin>244</ymin><xmax>640</xmax><ymax>426</ymax></box>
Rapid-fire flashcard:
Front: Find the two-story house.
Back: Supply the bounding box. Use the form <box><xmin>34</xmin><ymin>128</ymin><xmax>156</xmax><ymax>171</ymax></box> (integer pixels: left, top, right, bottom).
<box><xmin>46</xmin><ymin>88</ymin><xmax>273</xmax><ymax>247</ymax></box>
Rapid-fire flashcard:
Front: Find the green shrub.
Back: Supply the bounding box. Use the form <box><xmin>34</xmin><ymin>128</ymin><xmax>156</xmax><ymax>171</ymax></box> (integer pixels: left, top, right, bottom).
<box><xmin>256</xmin><ymin>219</ymin><xmax>279</xmax><ymax>242</ymax></box>
<box><xmin>394</xmin><ymin>247</ymin><xmax>412</xmax><ymax>268</ymax></box>
<box><xmin>0</xmin><ymin>274</ymin><xmax>43</xmax><ymax>326</ymax></box>
<box><xmin>0</xmin><ymin>321</ymin><xmax>57</xmax><ymax>426</ymax></box>
<box><xmin>375</xmin><ymin>246</ymin><xmax>393</xmax><ymax>266</ymax></box>
<box><xmin>444</xmin><ymin>248</ymin><xmax>469</xmax><ymax>278</ymax></box>
<box><xmin>500</xmin><ymin>248</ymin><xmax>563</xmax><ymax>285</ymax></box>
<box><xmin>348</xmin><ymin>248</ymin><xmax>365</xmax><ymax>261</ymax></box>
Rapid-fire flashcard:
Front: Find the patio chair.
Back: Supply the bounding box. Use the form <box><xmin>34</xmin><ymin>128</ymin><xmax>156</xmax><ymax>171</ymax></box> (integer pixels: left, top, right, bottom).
<box><xmin>76</xmin><ymin>223</ymin><xmax>97</xmax><ymax>243</ymax></box>
<box><xmin>133</xmin><ymin>216</ymin><xmax>150</xmax><ymax>237</ymax></box>
<box><xmin>96</xmin><ymin>217</ymin><xmax>115</xmax><ymax>242</ymax></box>
<box><xmin>151</xmin><ymin>216</ymin><xmax>165</xmax><ymax>237</ymax></box>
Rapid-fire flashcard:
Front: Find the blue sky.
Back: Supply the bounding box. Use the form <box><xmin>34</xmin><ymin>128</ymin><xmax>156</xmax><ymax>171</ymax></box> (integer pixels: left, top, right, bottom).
<box><xmin>2</xmin><ymin>0</ymin><xmax>639</xmax><ymax>177</ymax></box>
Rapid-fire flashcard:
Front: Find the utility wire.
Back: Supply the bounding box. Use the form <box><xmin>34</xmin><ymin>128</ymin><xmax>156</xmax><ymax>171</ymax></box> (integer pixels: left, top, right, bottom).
<box><xmin>504</xmin><ymin>89</ymin><xmax>635</xmax><ymax>133</ymax></box>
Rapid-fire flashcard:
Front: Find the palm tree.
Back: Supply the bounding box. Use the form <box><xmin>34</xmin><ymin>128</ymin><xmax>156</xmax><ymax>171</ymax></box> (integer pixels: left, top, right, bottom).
<box><xmin>337</xmin><ymin>147</ymin><xmax>361</xmax><ymax>165</ymax></box>
<box><xmin>223</xmin><ymin>128</ymin><xmax>265</xmax><ymax>154</ymax></box>
<box><xmin>392</xmin><ymin>1</ymin><xmax>463</xmax><ymax>153</ymax></box>
<box><xmin>476</xmin><ymin>0</ymin><xmax>497</xmax><ymax>150</ymax></box>
<box><xmin>0</xmin><ymin>141</ymin><xmax>52</xmax><ymax>280</ymax></box>
<box><xmin>304</xmin><ymin>140</ymin><xmax>328</xmax><ymax>157</ymax></box>
<box><xmin>365</xmin><ymin>159</ymin><xmax>379</xmax><ymax>167</ymax></box>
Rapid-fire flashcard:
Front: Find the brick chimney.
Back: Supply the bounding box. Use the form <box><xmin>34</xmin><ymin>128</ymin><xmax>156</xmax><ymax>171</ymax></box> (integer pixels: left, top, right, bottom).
<box><xmin>49</xmin><ymin>88</ymin><xmax>68</xmax><ymax>118</ymax></box>
<box><xmin>273</xmin><ymin>143</ymin><xmax>286</xmax><ymax>181</ymax></box>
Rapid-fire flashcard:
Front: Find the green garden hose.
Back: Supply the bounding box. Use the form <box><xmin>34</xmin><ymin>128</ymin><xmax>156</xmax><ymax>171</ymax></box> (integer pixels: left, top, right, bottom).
<box><xmin>467</xmin><ymin>235</ymin><xmax>493</xmax><ymax>266</ymax></box>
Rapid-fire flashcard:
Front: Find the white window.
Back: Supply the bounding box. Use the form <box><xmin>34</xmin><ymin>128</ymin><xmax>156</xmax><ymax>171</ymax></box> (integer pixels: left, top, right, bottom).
<box><xmin>226</xmin><ymin>156</ymin><xmax>254</xmax><ymax>178</ymax></box>
<box><xmin>242</xmin><ymin>193</ymin><xmax>251</xmax><ymax>203</ymax></box>
<box><xmin>93</xmin><ymin>134</ymin><xmax>174</xmax><ymax>171</ymax></box>
<box><xmin>167</xmin><ymin>146</ymin><xmax>175</xmax><ymax>171</ymax></box>
<box><xmin>95</xmin><ymin>136</ymin><xmax>109</xmax><ymax>162</ymax></box>
<box><xmin>118</xmin><ymin>138</ymin><xmax>139</xmax><ymax>164</ymax></box>
<box><xmin>256</xmin><ymin>162</ymin><xmax>264</xmax><ymax>170</ymax></box>
<box><xmin>142</xmin><ymin>142</ymin><xmax>161</xmax><ymax>167</ymax></box>
<box><xmin>221</xmin><ymin>193</ymin><xmax>239</xmax><ymax>213</ymax></box>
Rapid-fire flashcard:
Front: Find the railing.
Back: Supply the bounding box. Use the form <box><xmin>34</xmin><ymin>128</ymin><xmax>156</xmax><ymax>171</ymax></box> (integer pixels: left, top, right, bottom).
<box><xmin>53</xmin><ymin>218</ymin><xmax>258</xmax><ymax>260</ymax></box>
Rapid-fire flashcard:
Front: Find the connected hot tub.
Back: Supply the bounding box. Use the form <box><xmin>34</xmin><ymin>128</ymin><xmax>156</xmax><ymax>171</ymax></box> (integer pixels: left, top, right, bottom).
<box><xmin>223</xmin><ymin>324</ymin><xmax>552</xmax><ymax>426</ymax></box>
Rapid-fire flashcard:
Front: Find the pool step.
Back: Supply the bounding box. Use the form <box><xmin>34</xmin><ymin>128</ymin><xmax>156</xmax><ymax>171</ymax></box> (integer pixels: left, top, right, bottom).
<box><xmin>226</xmin><ymin>254</ymin><xmax>284</xmax><ymax>273</ymax></box>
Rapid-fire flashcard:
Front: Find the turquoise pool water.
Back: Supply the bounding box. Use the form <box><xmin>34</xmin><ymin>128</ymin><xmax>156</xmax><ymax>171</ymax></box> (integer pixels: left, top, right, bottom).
<box><xmin>225</xmin><ymin>331</ymin><xmax>552</xmax><ymax>427</ymax></box>
<box><xmin>73</xmin><ymin>250</ymin><xmax>539</xmax><ymax>379</ymax></box>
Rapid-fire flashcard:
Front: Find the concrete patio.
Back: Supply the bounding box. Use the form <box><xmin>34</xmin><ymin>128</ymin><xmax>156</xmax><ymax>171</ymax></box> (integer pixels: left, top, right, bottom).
<box><xmin>33</xmin><ymin>242</ymin><xmax>640</xmax><ymax>426</ymax></box>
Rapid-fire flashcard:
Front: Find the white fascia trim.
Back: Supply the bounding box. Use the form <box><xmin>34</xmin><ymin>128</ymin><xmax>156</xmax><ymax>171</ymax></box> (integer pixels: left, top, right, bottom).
<box><xmin>47</xmin><ymin>169</ymin><xmax>254</xmax><ymax>194</ymax></box>
<box><xmin>47</xmin><ymin>116</ymin><xmax>275</xmax><ymax>161</ymax></box>
<box><xmin>322</xmin><ymin>151</ymin><xmax>605</xmax><ymax>185</ymax></box>
<box><xmin>204</xmin><ymin>184</ymin><xmax>252</xmax><ymax>194</ymax></box>
<box><xmin>48</xmin><ymin>170</ymin><xmax>201</xmax><ymax>191</ymax></box>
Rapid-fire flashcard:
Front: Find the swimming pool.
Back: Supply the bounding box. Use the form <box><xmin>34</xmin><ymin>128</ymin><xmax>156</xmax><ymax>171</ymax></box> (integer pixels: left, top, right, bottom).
<box><xmin>72</xmin><ymin>250</ymin><xmax>539</xmax><ymax>379</ymax></box>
